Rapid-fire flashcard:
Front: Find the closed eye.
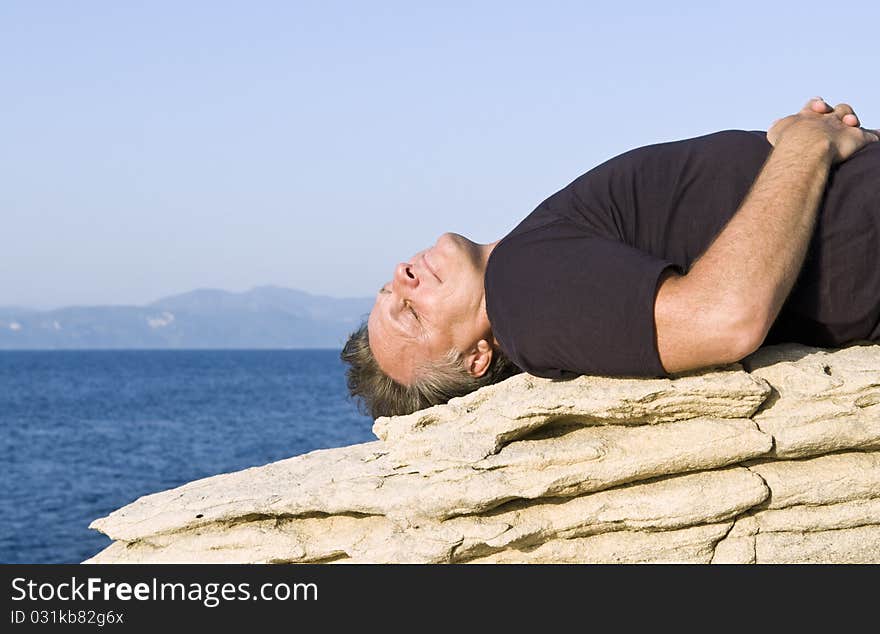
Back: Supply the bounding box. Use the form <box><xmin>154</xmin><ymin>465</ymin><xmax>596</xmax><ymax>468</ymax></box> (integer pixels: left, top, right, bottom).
<box><xmin>404</xmin><ymin>299</ymin><xmax>419</xmax><ymax>321</ymax></box>
<box><xmin>379</xmin><ymin>287</ymin><xmax>420</xmax><ymax>325</ymax></box>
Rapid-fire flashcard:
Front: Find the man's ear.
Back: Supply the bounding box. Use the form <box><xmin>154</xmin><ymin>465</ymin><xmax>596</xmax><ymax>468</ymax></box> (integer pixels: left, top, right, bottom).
<box><xmin>466</xmin><ymin>339</ymin><xmax>494</xmax><ymax>378</ymax></box>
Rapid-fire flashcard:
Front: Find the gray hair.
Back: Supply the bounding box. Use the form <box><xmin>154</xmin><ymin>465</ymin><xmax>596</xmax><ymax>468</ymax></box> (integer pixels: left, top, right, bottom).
<box><xmin>340</xmin><ymin>321</ymin><xmax>521</xmax><ymax>419</ymax></box>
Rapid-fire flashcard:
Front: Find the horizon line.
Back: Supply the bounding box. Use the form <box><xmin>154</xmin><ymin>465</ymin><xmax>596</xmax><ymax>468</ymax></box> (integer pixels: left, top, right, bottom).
<box><xmin>0</xmin><ymin>347</ymin><xmax>347</xmax><ymax>352</ymax></box>
<box><xmin>1</xmin><ymin>284</ymin><xmax>375</xmax><ymax>312</ymax></box>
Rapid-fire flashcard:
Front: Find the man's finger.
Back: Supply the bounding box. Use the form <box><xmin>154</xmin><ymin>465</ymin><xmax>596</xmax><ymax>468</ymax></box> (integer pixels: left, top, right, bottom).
<box><xmin>843</xmin><ymin>113</ymin><xmax>860</xmax><ymax>127</ymax></box>
<box><xmin>807</xmin><ymin>97</ymin><xmax>831</xmax><ymax>113</ymax></box>
<box><xmin>833</xmin><ymin>102</ymin><xmax>856</xmax><ymax>118</ymax></box>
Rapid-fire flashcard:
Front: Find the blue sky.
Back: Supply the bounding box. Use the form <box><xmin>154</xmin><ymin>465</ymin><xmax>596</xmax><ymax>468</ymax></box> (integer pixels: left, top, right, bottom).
<box><xmin>3</xmin><ymin>1</ymin><xmax>878</xmax><ymax>308</ymax></box>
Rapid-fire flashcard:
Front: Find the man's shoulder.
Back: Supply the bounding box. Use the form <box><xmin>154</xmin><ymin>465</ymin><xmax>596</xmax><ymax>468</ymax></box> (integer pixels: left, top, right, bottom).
<box><xmin>558</xmin><ymin>129</ymin><xmax>770</xmax><ymax>195</ymax></box>
<box><xmin>618</xmin><ymin>129</ymin><xmax>770</xmax><ymax>162</ymax></box>
<box><xmin>498</xmin><ymin>130</ymin><xmax>773</xmax><ymax>249</ymax></box>
<box><xmin>570</xmin><ymin>128</ymin><xmax>772</xmax><ymax>205</ymax></box>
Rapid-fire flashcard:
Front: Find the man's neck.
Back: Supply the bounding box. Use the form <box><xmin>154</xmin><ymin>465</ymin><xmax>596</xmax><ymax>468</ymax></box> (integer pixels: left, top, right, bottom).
<box><xmin>478</xmin><ymin>240</ymin><xmax>501</xmax><ymax>271</ymax></box>
<box><xmin>477</xmin><ymin>240</ymin><xmax>502</xmax><ymax>348</ymax></box>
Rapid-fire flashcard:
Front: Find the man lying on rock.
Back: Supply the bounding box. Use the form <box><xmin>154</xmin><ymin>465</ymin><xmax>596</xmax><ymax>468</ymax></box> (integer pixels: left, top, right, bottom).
<box><xmin>342</xmin><ymin>97</ymin><xmax>880</xmax><ymax>418</ymax></box>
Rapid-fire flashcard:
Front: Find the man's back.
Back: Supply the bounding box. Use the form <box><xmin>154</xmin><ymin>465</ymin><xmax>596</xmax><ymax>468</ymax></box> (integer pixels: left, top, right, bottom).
<box><xmin>485</xmin><ymin>130</ymin><xmax>880</xmax><ymax>378</ymax></box>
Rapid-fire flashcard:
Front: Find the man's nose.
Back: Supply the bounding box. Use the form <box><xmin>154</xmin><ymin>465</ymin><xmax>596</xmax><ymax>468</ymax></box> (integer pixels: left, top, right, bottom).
<box><xmin>392</xmin><ymin>262</ymin><xmax>419</xmax><ymax>290</ymax></box>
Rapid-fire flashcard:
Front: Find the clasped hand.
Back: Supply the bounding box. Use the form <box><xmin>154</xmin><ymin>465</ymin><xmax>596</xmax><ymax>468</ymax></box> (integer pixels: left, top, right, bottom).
<box><xmin>767</xmin><ymin>97</ymin><xmax>879</xmax><ymax>164</ymax></box>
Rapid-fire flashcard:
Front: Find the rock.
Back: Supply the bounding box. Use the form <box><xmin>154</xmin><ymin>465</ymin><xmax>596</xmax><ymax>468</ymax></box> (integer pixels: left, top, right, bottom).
<box><xmin>89</xmin><ymin>418</ymin><xmax>772</xmax><ymax>540</ymax></box>
<box><xmin>746</xmin><ymin>451</ymin><xmax>880</xmax><ymax>509</ymax></box>
<box><xmin>86</xmin><ymin>343</ymin><xmax>880</xmax><ymax>564</ymax></box>
<box><xmin>374</xmin><ymin>367</ymin><xmax>770</xmax><ymax>462</ymax></box>
<box><xmin>468</xmin><ymin>523</ymin><xmax>734</xmax><ymax>564</ymax></box>
<box><xmin>753</xmin><ymin>526</ymin><xmax>880</xmax><ymax>564</ymax></box>
<box><xmin>743</xmin><ymin>343</ymin><xmax>880</xmax><ymax>458</ymax></box>
<box><xmin>714</xmin><ymin>521</ymin><xmax>880</xmax><ymax>565</ymax></box>
<box><xmin>88</xmin><ymin>467</ymin><xmax>767</xmax><ymax>564</ymax></box>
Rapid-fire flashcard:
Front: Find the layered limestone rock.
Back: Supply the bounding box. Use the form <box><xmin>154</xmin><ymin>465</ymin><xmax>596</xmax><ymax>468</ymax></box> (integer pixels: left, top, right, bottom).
<box><xmin>87</xmin><ymin>343</ymin><xmax>880</xmax><ymax>564</ymax></box>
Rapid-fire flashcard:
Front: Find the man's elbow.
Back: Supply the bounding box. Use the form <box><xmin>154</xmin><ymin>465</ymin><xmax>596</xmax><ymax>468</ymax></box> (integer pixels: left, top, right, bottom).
<box><xmin>722</xmin><ymin>305</ymin><xmax>769</xmax><ymax>364</ymax></box>
<box><xmin>654</xmin><ymin>273</ymin><xmax>769</xmax><ymax>373</ymax></box>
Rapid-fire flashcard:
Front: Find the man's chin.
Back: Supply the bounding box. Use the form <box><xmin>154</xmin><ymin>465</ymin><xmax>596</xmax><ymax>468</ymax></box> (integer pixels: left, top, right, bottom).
<box><xmin>437</xmin><ymin>232</ymin><xmax>477</xmax><ymax>261</ymax></box>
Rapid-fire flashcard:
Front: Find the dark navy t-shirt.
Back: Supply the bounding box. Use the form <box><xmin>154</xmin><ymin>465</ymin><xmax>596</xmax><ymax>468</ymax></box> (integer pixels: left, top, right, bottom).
<box><xmin>484</xmin><ymin>130</ymin><xmax>880</xmax><ymax>378</ymax></box>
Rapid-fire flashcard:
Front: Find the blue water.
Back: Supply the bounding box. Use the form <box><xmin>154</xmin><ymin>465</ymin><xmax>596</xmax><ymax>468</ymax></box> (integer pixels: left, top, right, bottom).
<box><xmin>0</xmin><ymin>350</ymin><xmax>375</xmax><ymax>564</ymax></box>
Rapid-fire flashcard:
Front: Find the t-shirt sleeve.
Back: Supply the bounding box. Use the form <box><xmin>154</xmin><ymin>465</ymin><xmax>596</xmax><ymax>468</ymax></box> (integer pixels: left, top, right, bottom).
<box><xmin>485</xmin><ymin>219</ymin><xmax>684</xmax><ymax>378</ymax></box>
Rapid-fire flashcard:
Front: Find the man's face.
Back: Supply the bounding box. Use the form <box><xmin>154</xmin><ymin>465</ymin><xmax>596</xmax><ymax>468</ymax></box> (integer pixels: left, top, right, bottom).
<box><xmin>367</xmin><ymin>232</ymin><xmax>491</xmax><ymax>385</ymax></box>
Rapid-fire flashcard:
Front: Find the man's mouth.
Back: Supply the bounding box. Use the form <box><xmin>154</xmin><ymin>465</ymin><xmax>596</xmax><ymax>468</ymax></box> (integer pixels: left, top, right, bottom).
<box><xmin>423</xmin><ymin>250</ymin><xmax>442</xmax><ymax>283</ymax></box>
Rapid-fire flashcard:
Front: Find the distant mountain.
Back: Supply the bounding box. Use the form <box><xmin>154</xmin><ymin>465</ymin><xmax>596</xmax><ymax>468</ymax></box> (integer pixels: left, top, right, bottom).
<box><xmin>0</xmin><ymin>286</ymin><xmax>374</xmax><ymax>349</ymax></box>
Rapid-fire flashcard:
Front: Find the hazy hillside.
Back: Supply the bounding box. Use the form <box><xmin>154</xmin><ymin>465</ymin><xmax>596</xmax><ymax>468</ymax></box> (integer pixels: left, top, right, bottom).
<box><xmin>0</xmin><ymin>286</ymin><xmax>373</xmax><ymax>349</ymax></box>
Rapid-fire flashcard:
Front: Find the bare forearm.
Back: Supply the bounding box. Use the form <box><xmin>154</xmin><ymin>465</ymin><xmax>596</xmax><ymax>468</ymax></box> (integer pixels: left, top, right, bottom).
<box><xmin>655</xmin><ymin>98</ymin><xmax>877</xmax><ymax>374</ymax></box>
<box><xmin>684</xmin><ymin>136</ymin><xmax>833</xmax><ymax>338</ymax></box>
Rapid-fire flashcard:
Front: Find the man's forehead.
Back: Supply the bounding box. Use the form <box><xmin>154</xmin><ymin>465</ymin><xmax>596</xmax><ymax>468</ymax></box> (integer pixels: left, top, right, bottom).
<box><xmin>367</xmin><ymin>297</ymin><xmax>417</xmax><ymax>384</ymax></box>
<box><xmin>370</xmin><ymin>291</ymin><xmax>411</xmax><ymax>339</ymax></box>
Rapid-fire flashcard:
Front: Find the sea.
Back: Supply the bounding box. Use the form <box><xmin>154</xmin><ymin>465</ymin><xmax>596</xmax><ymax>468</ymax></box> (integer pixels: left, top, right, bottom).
<box><xmin>0</xmin><ymin>350</ymin><xmax>375</xmax><ymax>564</ymax></box>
